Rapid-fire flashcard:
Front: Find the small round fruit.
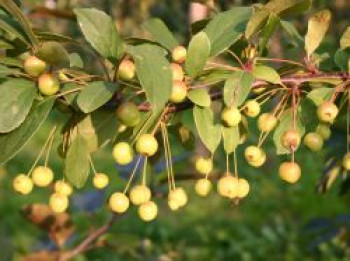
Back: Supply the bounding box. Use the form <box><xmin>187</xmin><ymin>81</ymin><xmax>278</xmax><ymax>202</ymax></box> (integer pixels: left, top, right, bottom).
<box><xmin>138</xmin><ymin>201</ymin><xmax>158</xmax><ymax>222</ymax></box>
<box><xmin>93</xmin><ymin>173</ymin><xmax>109</xmax><ymax>189</ymax></box>
<box><xmin>135</xmin><ymin>134</ymin><xmax>158</xmax><ymax>157</ymax></box>
<box><xmin>195</xmin><ymin>157</ymin><xmax>213</xmax><ymax>175</ymax></box>
<box><xmin>170</xmin><ymin>63</ymin><xmax>184</xmax><ymax>81</ymax></box>
<box><xmin>245</xmin><ymin>146</ymin><xmax>264</xmax><ymax>163</ymax></box>
<box><xmin>172</xmin><ymin>46</ymin><xmax>187</xmax><ymax>63</ymax></box>
<box><xmin>32</xmin><ymin>166</ymin><xmax>54</xmax><ymax>187</ymax></box>
<box><xmin>117</xmin><ymin>60</ymin><xmax>135</xmax><ymax>80</ymax></box>
<box><xmin>113</xmin><ymin>142</ymin><xmax>134</xmax><ymax>165</ymax></box>
<box><xmin>109</xmin><ymin>192</ymin><xmax>130</xmax><ymax>214</ymax></box>
<box><xmin>279</xmin><ymin>162</ymin><xmax>301</xmax><ymax>184</ymax></box>
<box><xmin>248</xmin><ymin>150</ymin><xmax>266</xmax><ymax>168</ymax></box>
<box><xmin>129</xmin><ymin>185</ymin><xmax>151</xmax><ymax>205</ymax></box>
<box><xmin>281</xmin><ymin>130</ymin><xmax>300</xmax><ymax>150</ymax></box>
<box><xmin>168</xmin><ymin>187</ymin><xmax>188</xmax><ymax>208</ymax></box>
<box><xmin>23</xmin><ymin>56</ymin><xmax>46</xmax><ymax>77</ymax></box>
<box><xmin>49</xmin><ymin>193</ymin><xmax>69</xmax><ymax>213</ymax></box>
<box><xmin>54</xmin><ymin>181</ymin><xmax>73</xmax><ymax>196</ymax></box>
<box><xmin>195</xmin><ymin>179</ymin><xmax>212</xmax><ymax>197</ymax></box>
<box><xmin>343</xmin><ymin>153</ymin><xmax>350</xmax><ymax>170</ymax></box>
<box><xmin>317</xmin><ymin>102</ymin><xmax>339</xmax><ymax>124</ymax></box>
<box><xmin>13</xmin><ymin>174</ymin><xmax>33</xmax><ymax>195</ymax></box>
<box><xmin>168</xmin><ymin>199</ymin><xmax>180</xmax><ymax>211</ymax></box>
<box><xmin>221</xmin><ymin>107</ymin><xmax>241</xmax><ymax>127</ymax></box>
<box><xmin>258</xmin><ymin>113</ymin><xmax>278</xmax><ymax>132</ymax></box>
<box><xmin>217</xmin><ymin>175</ymin><xmax>238</xmax><ymax>198</ymax></box>
<box><xmin>38</xmin><ymin>73</ymin><xmax>60</xmax><ymax>96</ymax></box>
<box><xmin>116</xmin><ymin>102</ymin><xmax>141</xmax><ymax>127</ymax></box>
<box><xmin>316</xmin><ymin>123</ymin><xmax>331</xmax><ymax>140</ymax></box>
<box><xmin>237</xmin><ymin>178</ymin><xmax>250</xmax><ymax>198</ymax></box>
<box><xmin>243</xmin><ymin>100</ymin><xmax>260</xmax><ymax>118</ymax></box>
<box><xmin>170</xmin><ymin>81</ymin><xmax>187</xmax><ymax>103</ymax></box>
<box><xmin>303</xmin><ymin>132</ymin><xmax>324</xmax><ymax>151</ymax></box>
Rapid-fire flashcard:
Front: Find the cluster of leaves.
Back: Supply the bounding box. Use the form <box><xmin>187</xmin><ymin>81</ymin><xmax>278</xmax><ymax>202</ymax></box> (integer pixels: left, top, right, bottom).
<box><xmin>0</xmin><ymin>0</ymin><xmax>349</xmax><ymax>220</ymax></box>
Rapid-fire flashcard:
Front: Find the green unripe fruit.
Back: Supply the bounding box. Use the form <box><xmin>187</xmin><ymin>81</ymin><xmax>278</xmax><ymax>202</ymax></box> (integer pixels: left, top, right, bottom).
<box><xmin>38</xmin><ymin>73</ymin><xmax>60</xmax><ymax>96</ymax></box>
<box><xmin>303</xmin><ymin>132</ymin><xmax>323</xmax><ymax>151</ymax></box>
<box><xmin>248</xmin><ymin>150</ymin><xmax>266</xmax><ymax>168</ymax></box>
<box><xmin>170</xmin><ymin>63</ymin><xmax>184</xmax><ymax>81</ymax></box>
<box><xmin>116</xmin><ymin>102</ymin><xmax>141</xmax><ymax>127</ymax></box>
<box><xmin>109</xmin><ymin>192</ymin><xmax>130</xmax><ymax>213</ymax></box>
<box><xmin>49</xmin><ymin>193</ymin><xmax>69</xmax><ymax>213</ymax></box>
<box><xmin>54</xmin><ymin>181</ymin><xmax>73</xmax><ymax>196</ymax></box>
<box><xmin>135</xmin><ymin>134</ymin><xmax>158</xmax><ymax>156</ymax></box>
<box><xmin>221</xmin><ymin>107</ymin><xmax>241</xmax><ymax>127</ymax></box>
<box><xmin>23</xmin><ymin>56</ymin><xmax>46</xmax><ymax>77</ymax></box>
<box><xmin>237</xmin><ymin>178</ymin><xmax>250</xmax><ymax>198</ymax></box>
<box><xmin>113</xmin><ymin>142</ymin><xmax>134</xmax><ymax>165</ymax></box>
<box><xmin>281</xmin><ymin>130</ymin><xmax>300</xmax><ymax>150</ymax></box>
<box><xmin>195</xmin><ymin>157</ymin><xmax>213</xmax><ymax>175</ymax></box>
<box><xmin>93</xmin><ymin>173</ymin><xmax>109</xmax><ymax>189</ymax></box>
<box><xmin>217</xmin><ymin>175</ymin><xmax>238</xmax><ymax>198</ymax></box>
<box><xmin>32</xmin><ymin>166</ymin><xmax>54</xmax><ymax>187</ymax></box>
<box><xmin>195</xmin><ymin>179</ymin><xmax>212</xmax><ymax>197</ymax></box>
<box><xmin>13</xmin><ymin>174</ymin><xmax>33</xmax><ymax>195</ymax></box>
<box><xmin>343</xmin><ymin>153</ymin><xmax>350</xmax><ymax>170</ymax></box>
<box><xmin>244</xmin><ymin>146</ymin><xmax>264</xmax><ymax>163</ymax></box>
<box><xmin>138</xmin><ymin>201</ymin><xmax>158</xmax><ymax>222</ymax></box>
<box><xmin>117</xmin><ymin>60</ymin><xmax>135</xmax><ymax>81</ymax></box>
<box><xmin>170</xmin><ymin>81</ymin><xmax>187</xmax><ymax>103</ymax></box>
<box><xmin>279</xmin><ymin>162</ymin><xmax>301</xmax><ymax>184</ymax></box>
<box><xmin>243</xmin><ymin>100</ymin><xmax>260</xmax><ymax>118</ymax></box>
<box><xmin>317</xmin><ymin>102</ymin><xmax>339</xmax><ymax>124</ymax></box>
<box><xmin>172</xmin><ymin>46</ymin><xmax>187</xmax><ymax>63</ymax></box>
<box><xmin>129</xmin><ymin>185</ymin><xmax>151</xmax><ymax>205</ymax></box>
<box><xmin>316</xmin><ymin>123</ymin><xmax>331</xmax><ymax>140</ymax></box>
<box><xmin>258</xmin><ymin>113</ymin><xmax>277</xmax><ymax>132</ymax></box>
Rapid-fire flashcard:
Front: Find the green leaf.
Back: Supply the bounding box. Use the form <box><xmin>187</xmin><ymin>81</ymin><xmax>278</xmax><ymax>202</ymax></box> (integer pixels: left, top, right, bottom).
<box><xmin>299</xmin><ymin>98</ymin><xmax>318</xmax><ymax>131</ymax></box>
<box><xmin>132</xmin><ymin>108</ymin><xmax>163</xmax><ymax>138</ymax></box>
<box><xmin>0</xmin><ymin>98</ymin><xmax>54</xmax><ymax>165</ymax></box>
<box><xmin>245</xmin><ymin>9</ymin><xmax>269</xmax><ymax>39</ymax></box>
<box><xmin>77</xmin><ymin>81</ymin><xmax>117</xmax><ymax>113</ymax></box>
<box><xmin>69</xmin><ymin>53</ymin><xmax>84</xmax><ymax>68</ymax></box>
<box><xmin>273</xmin><ymin>109</ymin><xmax>305</xmax><ymax>155</ymax></box>
<box><xmin>188</xmin><ymin>88</ymin><xmax>211</xmax><ymax>107</ymax></box>
<box><xmin>340</xmin><ymin>27</ymin><xmax>350</xmax><ymax>50</ymax></box>
<box><xmin>265</xmin><ymin>0</ymin><xmax>312</xmax><ymax>17</ymax></box>
<box><xmin>222</xmin><ymin>126</ymin><xmax>240</xmax><ymax>154</ymax></box>
<box><xmin>0</xmin><ymin>64</ymin><xmax>21</xmax><ymax>76</ymax></box>
<box><xmin>307</xmin><ymin>87</ymin><xmax>335</xmax><ymax>106</ymax></box>
<box><xmin>193</xmin><ymin>106</ymin><xmax>221</xmax><ymax>154</ymax></box>
<box><xmin>129</xmin><ymin>44</ymin><xmax>172</xmax><ymax>109</ymax></box>
<box><xmin>0</xmin><ymin>11</ymin><xmax>30</xmax><ymax>46</ymax></box>
<box><xmin>305</xmin><ymin>9</ymin><xmax>332</xmax><ymax>57</ymax></box>
<box><xmin>74</xmin><ymin>8</ymin><xmax>124</xmax><ymax>63</ymax></box>
<box><xmin>65</xmin><ymin>135</ymin><xmax>90</xmax><ymax>188</ymax></box>
<box><xmin>36</xmin><ymin>41</ymin><xmax>70</xmax><ymax>67</ymax></box>
<box><xmin>224</xmin><ymin>71</ymin><xmax>254</xmax><ymax>107</ymax></box>
<box><xmin>0</xmin><ymin>57</ymin><xmax>22</xmax><ymax>67</ymax></box>
<box><xmin>185</xmin><ymin>32</ymin><xmax>211</xmax><ymax>77</ymax></box>
<box><xmin>142</xmin><ymin>18</ymin><xmax>178</xmax><ymax>51</ymax></box>
<box><xmin>334</xmin><ymin>47</ymin><xmax>350</xmax><ymax>71</ymax></box>
<box><xmin>252</xmin><ymin>65</ymin><xmax>281</xmax><ymax>84</ymax></box>
<box><xmin>0</xmin><ymin>39</ymin><xmax>13</xmax><ymax>50</ymax></box>
<box><xmin>34</xmin><ymin>31</ymin><xmax>80</xmax><ymax>44</ymax></box>
<box><xmin>259</xmin><ymin>13</ymin><xmax>280</xmax><ymax>54</ymax></box>
<box><xmin>69</xmin><ymin>110</ymin><xmax>117</xmax><ymax>153</ymax></box>
<box><xmin>204</xmin><ymin>7</ymin><xmax>252</xmax><ymax>56</ymax></box>
<box><xmin>61</xmin><ymin>82</ymin><xmax>80</xmax><ymax>109</ymax></box>
<box><xmin>198</xmin><ymin>69</ymin><xmax>233</xmax><ymax>85</ymax></box>
<box><xmin>0</xmin><ymin>0</ymin><xmax>39</xmax><ymax>48</ymax></box>
<box><xmin>280</xmin><ymin>20</ymin><xmax>304</xmax><ymax>46</ymax></box>
<box><xmin>0</xmin><ymin>79</ymin><xmax>36</xmax><ymax>133</ymax></box>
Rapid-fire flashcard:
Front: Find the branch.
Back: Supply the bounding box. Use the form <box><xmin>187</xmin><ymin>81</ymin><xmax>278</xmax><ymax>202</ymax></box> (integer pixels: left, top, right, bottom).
<box><xmin>28</xmin><ymin>7</ymin><xmax>76</xmax><ymax>20</ymax></box>
<box><xmin>58</xmin><ymin>214</ymin><xmax>123</xmax><ymax>261</ymax></box>
<box><xmin>137</xmin><ymin>72</ymin><xmax>350</xmax><ymax>113</ymax></box>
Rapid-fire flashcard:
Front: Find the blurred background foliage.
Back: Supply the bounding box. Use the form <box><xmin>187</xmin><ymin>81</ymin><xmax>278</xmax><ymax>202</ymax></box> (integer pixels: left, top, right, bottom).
<box><xmin>1</xmin><ymin>0</ymin><xmax>350</xmax><ymax>260</ymax></box>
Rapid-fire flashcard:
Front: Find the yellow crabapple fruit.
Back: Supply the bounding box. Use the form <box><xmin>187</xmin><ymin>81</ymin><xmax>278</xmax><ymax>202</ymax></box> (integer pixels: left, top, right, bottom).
<box><xmin>195</xmin><ymin>179</ymin><xmax>212</xmax><ymax>197</ymax></box>
<box><xmin>32</xmin><ymin>166</ymin><xmax>54</xmax><ymax>187</ymax></box>
<box><xmin>195</xmin><ymin>157</ymin><xmax>213</xmax><ymax>175</ymax></box>
<box><xmin>172</xmin><ymin>46</ymin><xmax>187</xmax><ymax>63</ymax></box>
<box><xmin>129</xmin><ymin>185</ymin><xmax>151</xmax><ymax>205</ymax></box>
<box><xmin>170</xmin><ymin>81</ymin><xmax>187</xmax><ymax>103</ymax></box>
<box><xmin>109</xmin><ymin>192</ymin><xmax>130</xmax><ymax>214</ymax></box>
<box><xmin>317</xmin><ymin>102</ymin><xmax>338</xmax><ymax>124</ymax></box>
<box><xmin>93</xmin><ymin>173</ymin><xmax>109</xmax><ymax>189</ymax></box>
<box><xmin>113</xmin><ymin>142</ymin><xmax>134</xmax><ymax>165</ymax></box>
<box><xmin>54</xmin><ymin>181</ymin><xmax>73</xmax><ymax>196</ymax></box>
<box><xmin>138</xmin><ymin>201</ymin><xmax>158</xmax><ymax>222</ymax></box>
<box><xmin>279</xmin><ymin>162</ymin><xmax>301</xmax><ymax>184</ymax></box>
<box><xmin>38</xmin><ymin>73</ymin><xmax>60</xmax><ymax>96</ymax></box>
<box><xmin>23</xmin><ymin>56</ymin><xmax>46</xmax><ymax>77</ymax></box>
<box><xmin>49</xmin><ymin>193</ymin><xmax>69</xmax><ymax>213</ymax></box>
<box><xmin>221</xmin><ymin>107</ymin><xmax>241</xmax><ymax>127</ymax></box>
<box><xmin>243</xmin><ymin>100</ymin><xmax>260</xmax><ymax>118</ymax></box>
<box><xmin>117</xmin><ymin>59</ymin><xmax>135</xmax><ymax>80</ymax></box>
<box><xmin>13</xmin><ymin>174</ymin><xmax>33</xmax><ymax>195</ymax></box>
<box><xmin>303</xmin><ymin>132</ymin><xmax>324</xmax><ymax>151</ymax></box>
<box><xmin>135</xmin><ymin>134</ymin><xmax>158</xmax><ymax>156</ymax></box>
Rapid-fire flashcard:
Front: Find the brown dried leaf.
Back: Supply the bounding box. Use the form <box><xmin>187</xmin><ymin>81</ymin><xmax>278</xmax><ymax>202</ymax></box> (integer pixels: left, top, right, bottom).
<box><xmin>22</xmin><ymin>204</ymin><xmax>75</xmax><ymax>247</ymax></box>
